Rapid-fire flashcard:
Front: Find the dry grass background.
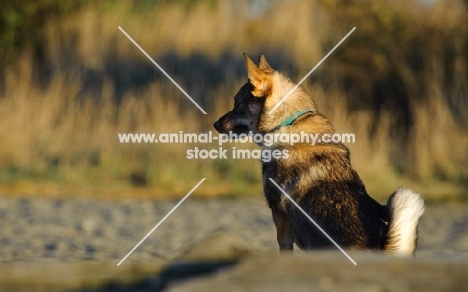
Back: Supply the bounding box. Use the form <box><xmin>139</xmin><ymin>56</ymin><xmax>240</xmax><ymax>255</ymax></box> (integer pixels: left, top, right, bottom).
<box><xmin>0</xmin><ymin>0</ymin><xmax>467</xmax><ymax>202</ymax></box>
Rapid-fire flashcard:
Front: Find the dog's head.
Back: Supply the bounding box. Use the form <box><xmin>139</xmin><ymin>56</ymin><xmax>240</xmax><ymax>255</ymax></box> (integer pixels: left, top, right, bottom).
<box><xmin>213</xmin><ymin>54</ymin><xmax>272</xmax><ymax>134</ymax></box>
<box><xmin>213</xmin><ymin>54</ymin><xmax>317</xmax><ymax>135</ymax></box>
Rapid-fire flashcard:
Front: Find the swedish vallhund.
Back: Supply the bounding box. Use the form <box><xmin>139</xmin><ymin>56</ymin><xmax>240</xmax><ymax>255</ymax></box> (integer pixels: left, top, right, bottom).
<box><xmin>213</xmin><ymin>54</ymin><xmax>425</xmax><ymax>255</ymax></box>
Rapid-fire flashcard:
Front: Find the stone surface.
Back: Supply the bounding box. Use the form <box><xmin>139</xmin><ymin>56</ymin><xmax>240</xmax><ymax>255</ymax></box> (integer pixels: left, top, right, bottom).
<box><xmin>0</xmin><ymin>196</ymin><xmax>467</xmax><ymax>291</ymax></box>
<box><xmin>168</xmin><ymin>252</ymin><xmax>468</xmax><ymax>292</ymax></box>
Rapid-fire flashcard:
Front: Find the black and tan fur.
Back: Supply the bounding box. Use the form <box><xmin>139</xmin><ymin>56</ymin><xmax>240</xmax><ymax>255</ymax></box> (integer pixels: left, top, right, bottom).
<box><xmin>213</xmin><ymin>54</ymin><xmax>425</xmax><ymax>255</ymax></box>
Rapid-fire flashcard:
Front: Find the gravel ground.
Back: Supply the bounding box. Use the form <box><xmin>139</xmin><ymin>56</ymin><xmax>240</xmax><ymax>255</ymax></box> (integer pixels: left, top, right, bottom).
<box><xmin>0</xmin><ymin>196</ymin><xmax>468</xmax><ymax>263</ymax></box>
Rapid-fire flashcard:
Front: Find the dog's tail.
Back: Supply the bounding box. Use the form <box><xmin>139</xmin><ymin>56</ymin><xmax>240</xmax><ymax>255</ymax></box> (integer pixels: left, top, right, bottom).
<box><xmin>384</xmin><ymin>188</ymin><xmax>425</xmax><ymax>256</ymax></box>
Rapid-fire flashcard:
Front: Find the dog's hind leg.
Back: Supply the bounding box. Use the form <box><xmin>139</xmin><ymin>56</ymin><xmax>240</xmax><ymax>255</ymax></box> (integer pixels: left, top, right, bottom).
<box><xmin>271</xmin><ymin>209</ymin><xmax>294</xmax><ymax>251</ymax></box>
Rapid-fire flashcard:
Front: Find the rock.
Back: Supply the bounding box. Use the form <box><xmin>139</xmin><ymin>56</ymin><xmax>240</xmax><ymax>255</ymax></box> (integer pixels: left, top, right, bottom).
<box><xmin>167</xmin><ymin>251</ymin><xmax>468</xmax><ymax>292</ymax></box>
<box><xmin>178</xmin><ymin>233</ymin><xmax>254</xmax><ymax>262</ymax></box>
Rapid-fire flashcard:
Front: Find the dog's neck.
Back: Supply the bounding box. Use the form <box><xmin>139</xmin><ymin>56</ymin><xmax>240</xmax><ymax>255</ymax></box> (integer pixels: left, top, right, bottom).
<box><xmin>274</xmin><ymin>110</ymin><xmax>313</xmax><ymax>130</ymax></box>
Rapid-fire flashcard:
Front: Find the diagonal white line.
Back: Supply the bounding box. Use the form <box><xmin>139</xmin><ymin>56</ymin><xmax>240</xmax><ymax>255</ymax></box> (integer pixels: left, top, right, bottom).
<box><xmin>268</xmin><ymin>178</ymin><xmax>357</xmax><ymax>265</ymax></box>
<box><xmin>268</xmin><ymin>27</ymin><xmax>356</xmax><ymax>114</ymax></box>
<box><xmin>118</xmin><ymin>26</ymin><xmax>207</xmax><ymax>114</ymax></box>
<box><xmin>117</xmin><ymin>178</ymin><xmax>206</xmax><ymax>266</ymax></box>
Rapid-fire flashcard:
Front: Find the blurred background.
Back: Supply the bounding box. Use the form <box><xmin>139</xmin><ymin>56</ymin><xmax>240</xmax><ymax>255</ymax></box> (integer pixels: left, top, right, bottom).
<box><xmin>0</xmin><ymin>0</ymin><xmax>467</xmax><ymax>202</ymax></box>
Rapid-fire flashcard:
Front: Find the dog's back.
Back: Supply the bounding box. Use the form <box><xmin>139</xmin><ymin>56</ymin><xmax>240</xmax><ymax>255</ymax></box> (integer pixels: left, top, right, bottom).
<box><xmin>262</xmin><ymin>113</ymin><xmax>389</xmax><ymax>250</ymax></box>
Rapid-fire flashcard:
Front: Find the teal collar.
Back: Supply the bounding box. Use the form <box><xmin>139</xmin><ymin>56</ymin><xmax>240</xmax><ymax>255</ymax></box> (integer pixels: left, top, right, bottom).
<box><xmin>276</xmin><ymin>110</ymin><xmax>313</xmax><ymax>129</ymax></box>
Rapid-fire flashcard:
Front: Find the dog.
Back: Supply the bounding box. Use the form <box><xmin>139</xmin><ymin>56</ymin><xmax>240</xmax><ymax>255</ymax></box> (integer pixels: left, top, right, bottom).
<box><xmin>213</xmin><ymin>54</ymin><xmax>425</xmax><ymax>255</ymax></box>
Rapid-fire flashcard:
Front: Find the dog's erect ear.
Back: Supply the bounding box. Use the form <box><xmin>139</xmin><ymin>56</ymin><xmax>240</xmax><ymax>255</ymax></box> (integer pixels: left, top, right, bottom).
<box><xmin>244</xmin><ymin>53</ymin><xmax>272</xmax><ymax>98</ymax></box>
<box><xmin>258</xmin><ymin>54</ymin><xmax>274</xmax><ymax>73</ymax></box>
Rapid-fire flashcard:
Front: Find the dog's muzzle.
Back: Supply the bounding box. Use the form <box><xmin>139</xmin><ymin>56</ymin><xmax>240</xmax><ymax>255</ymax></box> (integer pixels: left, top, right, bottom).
<box><xmin>213</xmin><ymin>120</ymin><xmax>221</xmax><ymax>132</ymax></box>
